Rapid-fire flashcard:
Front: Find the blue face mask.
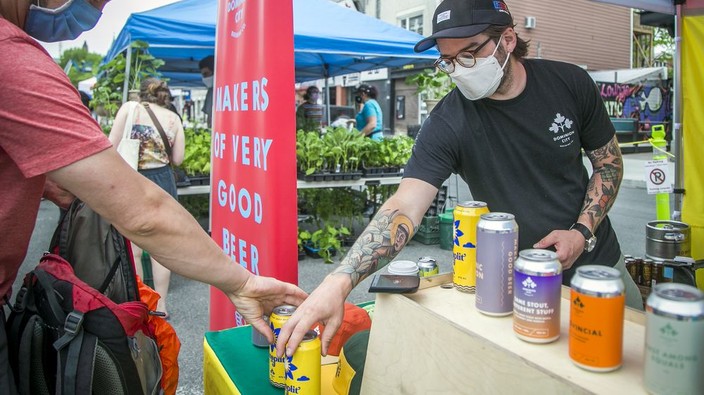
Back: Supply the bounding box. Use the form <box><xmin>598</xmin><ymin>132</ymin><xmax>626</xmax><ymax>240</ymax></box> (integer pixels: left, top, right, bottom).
<box><xmin>24</xmin><ymin>0</ymin><xmax>102</xmax><ymax>42</ymax></box>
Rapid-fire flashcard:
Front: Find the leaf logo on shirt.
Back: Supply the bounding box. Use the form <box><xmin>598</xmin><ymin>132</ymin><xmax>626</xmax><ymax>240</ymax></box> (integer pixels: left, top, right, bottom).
<box><xmin>549</xmin><ymin>113</ymin><xmax>576</xmax><ymax>148</ymax></box>
<box><xmin>549</xmin><ymin>113</ymin><xmax>573</xmax><ymax>133</ymax></box>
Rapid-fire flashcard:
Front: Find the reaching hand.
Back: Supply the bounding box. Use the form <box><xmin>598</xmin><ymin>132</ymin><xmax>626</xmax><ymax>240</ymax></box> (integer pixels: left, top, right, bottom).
<box><xmin>533</xmin><ymin>229</ymin><xmax>585</xmax><ymax>270</ymax></box>
<box><xmin>275</xmin><ymin>274</ymin><xmax>352</xmax><ymax>357</ymax></box>
<box><xmin>227</xmin><ymin>275</ymin><xmax>308</xmax><ymax>343</ymax></box>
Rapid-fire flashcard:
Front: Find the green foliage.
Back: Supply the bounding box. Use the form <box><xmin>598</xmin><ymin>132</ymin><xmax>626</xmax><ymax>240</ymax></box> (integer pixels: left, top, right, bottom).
<box><xmin>405</xmin><ymin>68</ymin><xmax>455</xmax><ymax>100</ymax></box>
<box><xmin>320</xmin><ymin>126</ymin><xmax>370</xmax><ymax>173</ymax></box>
<box><xmin>363</xmin><ymin>135</ymin><xmax>414</xmax><ymax>168</ymax></box>
<box><xmin>181</xmin><ymin>127</ymin><xmax>212</xmax><ymax>175</ymax></box>
<box><xmin>90</xmin><ymin>41</ymin><xmax>165</xmax><ymax>119</ymax></box>
<box><xmin>298</xmin><ymin>188</ymin><xmax>366</xmax><ymax>229</ymax></box>
<box><xmin>58</xmin><ymin>46</ymin><xmax>102</xmax><ymax>87</ymax></box>
<box><xmin>296</xmin><ymin>129</ymin><xmax>412</xmax><ymax>174</ymax></box>
<box><xmin>653</xmin><ymin>27</ymin><xmax>674</xmax><ymax>65</ymax></box>
<box><xmin>310</xmin><ymin>224</ymin><xmax>350</xmax><ymax>263</ymax></box>
<box><xmin>296</xmin><ymin>130</ymin><xmax>326</xmax><ymax>175</ymax></box>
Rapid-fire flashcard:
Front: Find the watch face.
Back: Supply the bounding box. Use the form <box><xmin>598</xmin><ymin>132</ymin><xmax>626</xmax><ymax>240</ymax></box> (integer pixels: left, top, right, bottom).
<box><xmin>585</xmin><ymin>237</ymin><xmax>597</xmax><ymax>252</ymax></box>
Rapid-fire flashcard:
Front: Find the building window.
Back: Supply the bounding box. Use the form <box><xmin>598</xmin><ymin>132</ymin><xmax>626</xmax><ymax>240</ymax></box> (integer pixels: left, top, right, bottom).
<box><xmin>400</xmin><ymin>14</ymin><xmax>423</xmax><ymax>35</ymax></box>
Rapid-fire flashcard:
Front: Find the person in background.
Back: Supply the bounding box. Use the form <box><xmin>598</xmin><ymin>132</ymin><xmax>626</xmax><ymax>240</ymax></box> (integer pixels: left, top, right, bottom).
<box><xmin>109</xmin><ymin>77</ymin><xmax>186</xmax><ymax>318</ymax></box>
<box><xmin>276</xmin><ymin>0</ymin><xmax>640</xmax><ymax>359</ymax></box>
<box><xmin>198</xmin><ymin>55</ymin><xmax>214</xmax><ymax>127</ymax></box>
<box><xmin>0</xmin><ymin>2</ymin><xmax>306</xmax><ymax>393</ymax></box>
<box><xmin>354</xmin><ymin>84</ymin><xmax>383</xmax><ymax>141</ymax></box>
<box><xmin>295</xmin><ymin>85</ymin><xmax>324</xmax><ymax>132</ymax></box>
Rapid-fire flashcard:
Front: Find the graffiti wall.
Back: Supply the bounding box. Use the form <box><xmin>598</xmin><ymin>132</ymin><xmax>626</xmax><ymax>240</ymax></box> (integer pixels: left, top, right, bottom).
<box><xmin>597</xmin><ymin>81</ymin><xmax>672</xmax><ymax>134</ymax></box>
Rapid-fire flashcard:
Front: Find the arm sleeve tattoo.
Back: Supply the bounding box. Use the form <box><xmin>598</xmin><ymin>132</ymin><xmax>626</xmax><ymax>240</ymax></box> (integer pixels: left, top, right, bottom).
<box><xmin>331</xmin><ymin>208</ymin><xmax>419</xmax><ymax>287</ymax></box>
<box><xmin>582</xmin><ymin>136</ymin><xmax>623</xmax><ymax>231</ymax></box>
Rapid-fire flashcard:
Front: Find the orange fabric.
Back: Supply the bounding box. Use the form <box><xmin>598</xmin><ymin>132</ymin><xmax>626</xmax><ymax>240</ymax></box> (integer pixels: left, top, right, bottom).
<box><xmin>313</xmin><ymin>303</ymin><xmax>372</xmax><ymax>356</ymax></box>
<box><xmin>137</xmin><ymin>277</ymin><xmax>181</xmax><ymax>395</ymax></box>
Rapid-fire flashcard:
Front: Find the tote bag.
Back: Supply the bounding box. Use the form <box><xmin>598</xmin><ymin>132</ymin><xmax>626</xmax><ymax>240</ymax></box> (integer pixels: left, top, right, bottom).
<box><xmin>117</xmin><ymin>101</ymin><xmax>140</xmax><ymax>170</ymax></box>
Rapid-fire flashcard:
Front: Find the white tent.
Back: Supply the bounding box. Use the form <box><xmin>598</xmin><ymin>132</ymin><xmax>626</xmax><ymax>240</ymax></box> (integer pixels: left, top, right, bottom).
<box><xmin>588</xmin><ymin>67</ymin><xmax>668</xmax><ymax>83</ymax></box>
<box><xmin>77</xmin><ymin>76</ymin><xmax>97</xmax><ymax>95</ymax></box>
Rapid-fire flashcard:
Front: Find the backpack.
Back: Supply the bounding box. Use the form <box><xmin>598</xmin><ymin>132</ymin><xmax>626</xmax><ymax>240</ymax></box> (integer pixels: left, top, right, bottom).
<box><xmin>6</xmin><ymin>200</ymin><xmax>164</xmax><ymax>395</ymax></box>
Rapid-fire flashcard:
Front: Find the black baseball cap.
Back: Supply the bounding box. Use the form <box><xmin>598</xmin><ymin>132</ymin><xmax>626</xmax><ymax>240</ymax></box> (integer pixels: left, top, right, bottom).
<box><xmin>414</xmin><ymin>0</ymin><xmax>513</xmax><ymax>53</ymax></box>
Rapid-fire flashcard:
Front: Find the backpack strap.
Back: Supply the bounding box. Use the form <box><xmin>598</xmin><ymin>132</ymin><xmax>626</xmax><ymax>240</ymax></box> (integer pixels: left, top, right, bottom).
<box><xmin>53</xmin><ymin>311</ymin><xmax>86</xmax><ymax>395</ymax></box>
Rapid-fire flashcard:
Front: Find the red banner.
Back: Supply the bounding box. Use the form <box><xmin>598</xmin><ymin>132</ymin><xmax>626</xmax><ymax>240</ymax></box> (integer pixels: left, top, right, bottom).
<box><xmin>209</xmin><ymin>0</ymin><xmax>298</xmax><ymax>331</ymax></box>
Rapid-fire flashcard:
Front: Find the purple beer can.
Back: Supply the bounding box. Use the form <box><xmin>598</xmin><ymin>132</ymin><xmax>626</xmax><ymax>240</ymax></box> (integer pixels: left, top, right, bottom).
<box><xmin>513</xmin><ymin>249</ymin><xmax>563</xmax><ymax>343</ymax></box>
<box><xmin>475</xmin><ymin>213</ymin><xmax>519</xmax><ymax>316</ymax></box>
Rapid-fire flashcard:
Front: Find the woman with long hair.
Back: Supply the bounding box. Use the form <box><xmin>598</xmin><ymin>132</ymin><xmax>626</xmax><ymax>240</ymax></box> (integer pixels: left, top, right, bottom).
<box><xmin>109</xmin><ymin>77</ymin><xmax>185</xmax><ymax>318</ymax></box>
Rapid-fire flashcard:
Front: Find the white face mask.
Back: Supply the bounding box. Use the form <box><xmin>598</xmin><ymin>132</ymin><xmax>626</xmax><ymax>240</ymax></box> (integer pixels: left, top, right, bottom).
<box><xmin>450</xmin><ymin>36</ymin><xmax>511</xmax><ymax>101</ymax></box>
<box><xmin>202</xmin><ymin>75</ymin><xmax>214</xmax><ymax>88</ymax></box>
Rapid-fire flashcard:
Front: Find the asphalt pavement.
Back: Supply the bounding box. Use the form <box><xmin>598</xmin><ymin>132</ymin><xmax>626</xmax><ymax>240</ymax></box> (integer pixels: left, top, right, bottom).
<box><xmin>8</xmin><ymin>152</ymin><xmax>660</xmax><ymax>394</ymax></box>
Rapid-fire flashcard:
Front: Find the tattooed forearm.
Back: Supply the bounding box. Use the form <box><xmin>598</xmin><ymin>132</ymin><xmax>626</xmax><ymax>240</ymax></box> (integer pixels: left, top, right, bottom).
<box><xmin>331</xmin><ymin>208</ymin><xmax>418</xmax><ymax>287</ymax></box>
<box><xmin>582</xmin><ymin>136</ymin><xmax>623</xmax><ymax>230</ymax></box>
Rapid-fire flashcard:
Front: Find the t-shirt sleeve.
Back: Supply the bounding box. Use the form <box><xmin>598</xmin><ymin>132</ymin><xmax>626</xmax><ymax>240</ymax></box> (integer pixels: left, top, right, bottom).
<box><xmin>0</xmin><ymin>37</ymin><xmax>111</xmax><ymax>178</ymax></box>
<box><xmin>574</xmin><ymin>68</ymin><xmax>615</xmax><ymax>151</ymax></box>
<box><xmin>403</xmin><ymin>114</ymin><xmax>457</xmax><ymax>189</ymax></box>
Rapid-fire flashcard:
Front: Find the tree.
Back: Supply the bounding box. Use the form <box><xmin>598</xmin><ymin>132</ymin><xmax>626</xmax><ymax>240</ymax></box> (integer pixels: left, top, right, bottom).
<box><xmin>58</xmin><ymin>45</ymin><xmax>102</xmax><ymax>87</ymax></box>
<box><xmin>653</xmin><ymin>27</ymin><xmax>674</xmax><ymax>65</ymax></box>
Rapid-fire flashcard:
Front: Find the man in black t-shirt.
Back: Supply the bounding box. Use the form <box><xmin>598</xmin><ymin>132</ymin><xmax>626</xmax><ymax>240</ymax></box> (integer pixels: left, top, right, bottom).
<box><xmin>276</xmin><ymin>0</ymin><xmax>642</xmax><ymax>357</ymax></box>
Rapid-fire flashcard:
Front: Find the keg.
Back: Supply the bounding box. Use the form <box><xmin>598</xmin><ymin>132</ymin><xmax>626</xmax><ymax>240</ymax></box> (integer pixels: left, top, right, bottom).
<box><xmin>646</xmin><ymin>220</ymin><xmax>691</xmax><ymax>261</ymax></box>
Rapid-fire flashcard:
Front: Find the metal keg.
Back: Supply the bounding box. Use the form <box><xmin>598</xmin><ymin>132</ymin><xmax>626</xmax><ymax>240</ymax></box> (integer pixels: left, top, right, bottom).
<box><xmin>646</xmin><ymin>220</ymin><xmax>691</xmax><ymax>261</ymax></box>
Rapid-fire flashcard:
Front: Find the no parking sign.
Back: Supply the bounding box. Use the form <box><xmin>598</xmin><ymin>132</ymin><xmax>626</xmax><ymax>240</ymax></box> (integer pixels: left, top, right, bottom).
<box><xmin>644</xmin><ymin>159</ymin><xmax>674</xmax><ymax>194</ymax></box>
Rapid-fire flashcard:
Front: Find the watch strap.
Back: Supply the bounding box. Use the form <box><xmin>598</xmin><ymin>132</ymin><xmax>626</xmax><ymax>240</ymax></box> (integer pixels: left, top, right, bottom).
<box><xmin>569</xmin><ymin>222</ymin><xmax>594</xmax><ymax>241</ymax></box>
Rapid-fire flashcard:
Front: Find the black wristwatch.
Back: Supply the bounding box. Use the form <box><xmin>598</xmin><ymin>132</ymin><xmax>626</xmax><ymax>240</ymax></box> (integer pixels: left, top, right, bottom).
<box><xmin>570</xmin><ymin>222</ymin><xmax>596</xmax><ymax>252</ymax></box>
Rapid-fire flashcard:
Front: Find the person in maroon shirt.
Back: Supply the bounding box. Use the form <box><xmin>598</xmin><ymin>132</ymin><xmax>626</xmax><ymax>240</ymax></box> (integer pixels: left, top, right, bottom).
<box><xmin>0</xmin><ymin>2</ymin><xmax>306</xmax><ymax>393</ymax></box>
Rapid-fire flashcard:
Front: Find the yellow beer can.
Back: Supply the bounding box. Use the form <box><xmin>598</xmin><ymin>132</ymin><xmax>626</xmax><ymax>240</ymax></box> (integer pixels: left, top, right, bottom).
<box><xmin>453</xmin><ymin>201</ymin><xmax>489</xmax><ymax>293</ymax></box>
<box><xmin>285</xmin><ymin>330</ymin><xmax>321</xmax><ymax>395</ymax></box>
<box><xmin>270</xmin><ymin>305</ymin><xmax>296</xmax><ymax>388</ymax></box>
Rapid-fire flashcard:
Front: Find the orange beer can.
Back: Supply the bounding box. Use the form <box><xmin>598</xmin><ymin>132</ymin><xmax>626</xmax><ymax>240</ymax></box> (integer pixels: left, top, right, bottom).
<box><xmin>569</xmin><ymin>266</ymin><xmax>625</xmax><ymax>372</ymax></box>
<box><xmin>452</xmin><ymin>201</ymin><xmax>489</xmax><ymax>293</ymax></box>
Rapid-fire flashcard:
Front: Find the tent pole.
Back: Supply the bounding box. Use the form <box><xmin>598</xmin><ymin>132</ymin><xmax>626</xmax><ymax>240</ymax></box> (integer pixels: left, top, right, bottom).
<box><xmin>672</xmin><ymin>4</ymin><xmax>683</xmax><ymax>219</ymax></box>
<box><xmin>122</xmin><ymin>48</ymin><xmax>132</xmax><ymax>103</ymax></box>
<box><xmin>324</xmin><ymin>65</ymin><xmax>331</xmax><ymax>127</ymax></box>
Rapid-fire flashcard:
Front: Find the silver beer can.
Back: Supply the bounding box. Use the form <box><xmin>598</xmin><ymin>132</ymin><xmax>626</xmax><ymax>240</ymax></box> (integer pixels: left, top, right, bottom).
<box><xmin>644</xmin><ymin>283</ymin><xmax>704</xmax><ymax>395</ymax></box>
<box><xmin>513</xmin><ymin>249</ymin><xmax>563</xmax><ymax>343</ymax></box>
<box><xmin>251</xmin><ymin>314</ymin><xmax>270</xmax><ymax>348</ymax></box>
<box><xmin>417</xmin><ymin>256</ymin><xmax>439</xmax><ymax>277</ymax></box>
<box><xmin>475</xmin><ymin>213</ymin><xmax>518</xmax><ymax>316</ymax></box>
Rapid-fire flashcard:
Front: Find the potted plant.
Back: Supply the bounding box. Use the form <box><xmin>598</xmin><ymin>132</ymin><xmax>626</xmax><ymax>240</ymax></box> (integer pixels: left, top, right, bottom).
<box><xmin>90</xmin><ymin>41</ymin><xmax>165</xmax><ymax>119</ymax></box>
<box><xmin>406</xmin><ymin>68</ymin><xmax>455</xmax><ymax>113</ymax></box>
<box><xmin>301</xmin><ymin>224</ymin><xmax>350</xmax><ymax>263</ymax></box>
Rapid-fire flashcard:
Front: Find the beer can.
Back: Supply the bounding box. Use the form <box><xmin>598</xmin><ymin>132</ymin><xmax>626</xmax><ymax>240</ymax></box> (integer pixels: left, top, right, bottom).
<box><xmin>251</xmin><ymin>314</ymin><xmax>270</xmax><ymax>348</ymax></box>
<box><xmin>625</xmin><ymin>257</ymin><xmax>638</xmax><ymax>284</ymax></box>
<box><xmin>270</xmin><ymin>305</ymin><xmax>296</xmax><ymax>388</ymax></box>
<box><xmin>452</xmin><ymin>201</ymin><xmax>489</xmax><ymax>293</ymax></box>
<box><xmin>418</xmin><ymin>256</ymin><xmax>439</xmax><ymax>277</ymax></box>
<box><xmin>644</xmin><ymin>283</ymin><xmax>704</xmax><ymax>395</ymax></box>
<box><xmin>642</xmin><ymin>259</ymin><xmax>654</xmax><ymax>287</ymax></box>
<box><xmin>569</xmin><ymin>266</ymin><xmax>625</xmax><ymax>372</ymax></box>
<box><xmin>285</xmin><ymin>330</ymin><xmax>321</xmax><ymax>395</ymax></box>
<box><xmin>475</xmin><ymin>212</ymin><xmax>518</xmax><ymax>316</ymax></box>
<box><xmin>513</xmin><ymin>249</ymin><xmax>563</xmax><ymax>343</ymax></box>
<box><xmin>651</xmin><ymin>260</ymin><xmax>664</xmax><ymax>288</ymax></box>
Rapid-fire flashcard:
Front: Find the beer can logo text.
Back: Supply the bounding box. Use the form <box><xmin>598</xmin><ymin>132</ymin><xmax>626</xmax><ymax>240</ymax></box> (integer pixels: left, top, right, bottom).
<box><xmin>514</xmin><ymin>298</ymin><xmax>555</xmax><ymax>316</ymax></box>
<box><xmin>570</xmin><ymin>323</ymin><xmax>603</xmax><ymax>337</ymax></box>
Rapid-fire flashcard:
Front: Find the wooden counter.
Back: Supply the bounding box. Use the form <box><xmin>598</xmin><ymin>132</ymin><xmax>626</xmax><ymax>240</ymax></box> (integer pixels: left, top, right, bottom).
<box><xmin>361</xmin><ymin>281</ymin><xmax>646</xmax><ymax>394</ymax></box>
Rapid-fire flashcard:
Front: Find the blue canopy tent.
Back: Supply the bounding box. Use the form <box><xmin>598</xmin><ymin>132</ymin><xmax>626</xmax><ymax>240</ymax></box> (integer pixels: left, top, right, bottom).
<box><xmin>105</xmin><ymin>0</ymin><xmax>438</xmax><ymax>87</ymax></box>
